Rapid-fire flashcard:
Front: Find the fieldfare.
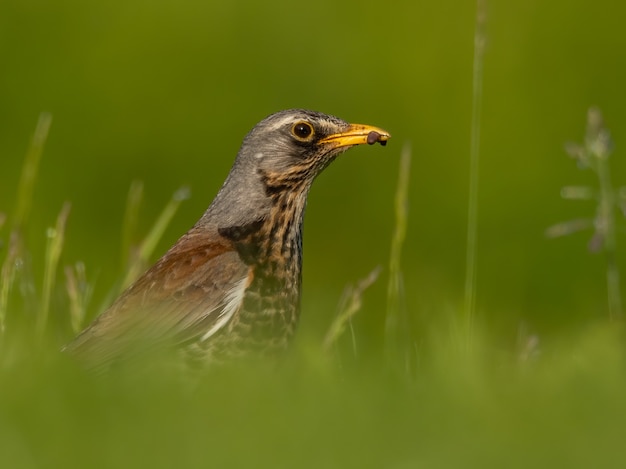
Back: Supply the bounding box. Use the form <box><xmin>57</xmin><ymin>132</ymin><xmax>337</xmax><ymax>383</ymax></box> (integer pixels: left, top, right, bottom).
<box><xmin>65</xmin><ymin>109</ymin><xmax>390</xmax><ymax>370</ymax></box>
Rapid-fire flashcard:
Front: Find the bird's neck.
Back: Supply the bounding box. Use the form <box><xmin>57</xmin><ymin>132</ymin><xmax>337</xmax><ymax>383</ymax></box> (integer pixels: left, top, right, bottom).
<box><xmin>217</xmin><ymin>186</ymin><xmax>309</xmax><ymax>283</ymax></box>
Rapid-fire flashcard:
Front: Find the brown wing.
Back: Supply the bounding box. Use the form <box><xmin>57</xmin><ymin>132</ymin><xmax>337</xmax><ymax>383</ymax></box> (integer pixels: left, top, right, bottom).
<box><xmin>65</xmin><ymin>231</ymin><xmax>250</xmax><ymax>369</ymax></box>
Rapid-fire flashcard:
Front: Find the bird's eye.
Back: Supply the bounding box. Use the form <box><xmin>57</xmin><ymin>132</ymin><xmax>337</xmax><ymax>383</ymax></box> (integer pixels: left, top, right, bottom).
<box><xmin>291</xmin><ymin>121</ymin><xmax>314</xmax><ymax>141</ymax></box>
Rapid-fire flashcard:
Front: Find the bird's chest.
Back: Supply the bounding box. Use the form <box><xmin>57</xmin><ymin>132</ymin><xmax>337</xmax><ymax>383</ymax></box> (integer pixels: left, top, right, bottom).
<box><xmin>235</xmin><ymin>259</ymin><xmax>301</xmax><ymax>341</ymax></box>
<box><xmin>224</xmin><ymin>225</ymin><xmax>303</xmax><ymax>354</ymax></box>
<box><xmin>207</xmin><ymin>199</ymin><xmax>305</xmax><ymax>356</ymax></box>
<box><xmin>186</xmin><ymin>262</ymin><xmax>301</xmax><ymax>367</ymax></box>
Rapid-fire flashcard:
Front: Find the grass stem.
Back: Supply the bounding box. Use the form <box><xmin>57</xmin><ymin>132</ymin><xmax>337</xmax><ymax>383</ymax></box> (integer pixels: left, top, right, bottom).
<box><xmin>464</xmin><ymin>0</ymin><xmax>487</xmax><ymax>350</ymax></box>
<box><xmin>0</xmin><ymin>113</ymin><xmax>52</xmax><ymax>337</ymax></box>
<box><xmin>65</xmin><ymin>262</ymin><xmax>91</xmax><ymax>334</ymax></box>
<box><xmin>36</xmin><ymin>202</ymin><xmax>71</xmax><ymax>338</ymax></box>
<box><xmin>548</xmin><ymin>107</ymin><xmax>623</xmax><ymax>320</ymax></box>
<box><xmin>588</xmin><ymin>109</ymin><xmax>622</xmax><ymax>319</ymax></box>
<box><xmin>121</xmin><ymin>186</ymin><xmax>191</xmax><ymax>289</ymax></box>
<box><xmin>15</xmin><ymin>113</ymin><xmax>52</xmax><ymax>230</ymax></box>
<box><xmin>385</xmin><ymin>143</ymin><xmax>411</xmax><ymax>366</ymax></box>
<box><xmin>121</xmin><ymin>180</ymin><xmax>144</xmax><ymax>272</ymax></box>
<box><xmin>324</xmin><ymin>267</ymin><xmax>381</xmax><ymax>352</ymax></box>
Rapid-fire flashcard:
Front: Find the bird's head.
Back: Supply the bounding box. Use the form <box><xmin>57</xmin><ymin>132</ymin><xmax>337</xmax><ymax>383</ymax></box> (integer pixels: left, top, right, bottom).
<box><xmin>204</xmin><ymin>109</ymin><xmax>390</xmax><ymax>229</ymax></box>
<box><xmin>239</xmin><ymin>109</ymin><xmax>390</xmax><ymax>183</ymax></box>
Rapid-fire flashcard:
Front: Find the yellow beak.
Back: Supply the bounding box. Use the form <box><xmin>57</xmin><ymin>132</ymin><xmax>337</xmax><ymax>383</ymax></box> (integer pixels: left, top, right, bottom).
<box><xmin>318</xmin><ymin>123</ymin><xmax>391</xmax><ymax>148</ymax></box>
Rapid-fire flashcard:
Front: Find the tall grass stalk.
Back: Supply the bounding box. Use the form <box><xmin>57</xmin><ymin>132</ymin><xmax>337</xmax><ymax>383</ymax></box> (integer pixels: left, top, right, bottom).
<box><xmin>385</xmin><ymin>143</ymin><xmax>411</xmax><ymax>368</ymax></box>
<box><xmin>0</xmin><ymin>112</ymin><xmax>52</xmax><ymax>336</ymax></box>
<box><xmin>464</xmin><ymin>0</ymin><xmax>487</xmax><ymax>349</ymax></box>
<box><xmin>590</xmin><ymin>111</ymin><xmax>623</xmax><ymax>320</ymax></box>
<box><xmin>547</xmin><ymin>107</ymin><xmax>624</xmax><ymax>320</ymax></box>
<box><xmin>14</xmin><ymin>113</ymin><xmax>52</xmax><ymax>229</ymax></box>
<box><xmin>36</xmin><ymin>202</ymin><xmax>71</xmax><ymax>338</ymax></box>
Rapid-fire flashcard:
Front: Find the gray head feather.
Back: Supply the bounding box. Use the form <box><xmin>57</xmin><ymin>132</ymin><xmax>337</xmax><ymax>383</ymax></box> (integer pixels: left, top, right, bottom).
<box><xmin>196</xmin><ymin>109</ymin><xmax>350</xmax><ymax>231</ymax></box>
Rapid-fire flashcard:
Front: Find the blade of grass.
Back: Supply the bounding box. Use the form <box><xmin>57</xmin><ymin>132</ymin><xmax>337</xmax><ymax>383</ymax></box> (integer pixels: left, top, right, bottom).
<box><xmin>121</xmin><ymin>186</ymin><xmax>191</xmax><ymax>289</ymax></box>
<box><xmin>323</xmin><ymin>266</ymin><xmax>381</xmax><ymax>353</ymax></box>
<box><xmin>464</xmin><ymin>0</ymin><xmax>487</xmax><ymax>350</ymax></box>
<box><xmin>0</xmin><ymin>112</ymin><xmax>52</xmax><ymax>336</ymax></box>
<box><xmin>0</xmin><ymin>232</ymin><xmax>21</xmax><ymax>336</ymax></box>
<box><xmin>36</xmin><ymin>202</ymin><xmax>71</xmax><ymax>338</ymax></box>
<box><xmin>65</xmin><ymin>262</ymin><xmax>92</xmax><ymax>334</ymax></box>
<box><xmin>121</xmin><ymin>180</ymin><xmax>144</xmax><ymax>271</ymax></box>
<box><xmin>15</xmin><ymin>112</ymin><xmax>53</xmax><ymax>230</ymax></box>
<box><xmin>385</xmin><ymin>143</ymin><xmax>411</xmax><ymax>366</ymax></box>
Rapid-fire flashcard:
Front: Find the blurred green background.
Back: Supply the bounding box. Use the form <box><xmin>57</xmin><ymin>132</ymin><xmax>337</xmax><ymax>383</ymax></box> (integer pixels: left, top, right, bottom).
<box><xmin>2</xmin><ymin>1</ymin><xmax>626</xmax><ymax>468</ymax></box>
<box><xmin>2</xmin><ymin>0</ymin><xmax>626</xmax><ymax>343</ymax></box>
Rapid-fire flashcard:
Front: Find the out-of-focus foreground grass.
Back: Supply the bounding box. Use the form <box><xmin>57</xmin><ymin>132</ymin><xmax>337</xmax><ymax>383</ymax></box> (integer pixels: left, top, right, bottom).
<box><xmin>1</xmin><ymin>324</ymin><xmax>625</xmax><ymax>469</ymax></box>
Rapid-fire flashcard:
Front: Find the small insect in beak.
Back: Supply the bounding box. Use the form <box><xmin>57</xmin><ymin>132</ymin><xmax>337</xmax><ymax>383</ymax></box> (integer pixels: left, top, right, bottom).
<box><xmin>367</xmin><ymin>131</ymin><xmax>387</xmax><ymax>146</ymax></box>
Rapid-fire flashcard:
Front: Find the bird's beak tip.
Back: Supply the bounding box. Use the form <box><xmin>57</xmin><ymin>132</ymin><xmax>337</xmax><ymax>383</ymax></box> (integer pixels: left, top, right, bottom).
<box><xmin>319</xmin><ymin>123</ymin><xmax>391</xmax><ymax>148</ymax></box>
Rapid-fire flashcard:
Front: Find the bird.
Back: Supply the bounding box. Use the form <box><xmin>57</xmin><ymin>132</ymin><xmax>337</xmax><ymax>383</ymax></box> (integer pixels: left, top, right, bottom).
<box><xmin>64</xmin><ymin>109</ymin><xmax>390</xmax><ymax>371</ymax></box>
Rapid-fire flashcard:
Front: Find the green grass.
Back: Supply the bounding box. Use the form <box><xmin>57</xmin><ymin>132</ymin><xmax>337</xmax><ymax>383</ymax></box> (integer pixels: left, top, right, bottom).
<box><xmin>1</xmin><ymin>321</ymin><xmax>625</xmax><ymax>468</ymax></box>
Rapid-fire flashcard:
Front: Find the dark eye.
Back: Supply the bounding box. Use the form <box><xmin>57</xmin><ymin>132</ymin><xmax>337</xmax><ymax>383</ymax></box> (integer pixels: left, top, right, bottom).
<box><xmin>291</xmin><ymin>121</ymin><xmax>314</xmax><ymax>141</ymax></box>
